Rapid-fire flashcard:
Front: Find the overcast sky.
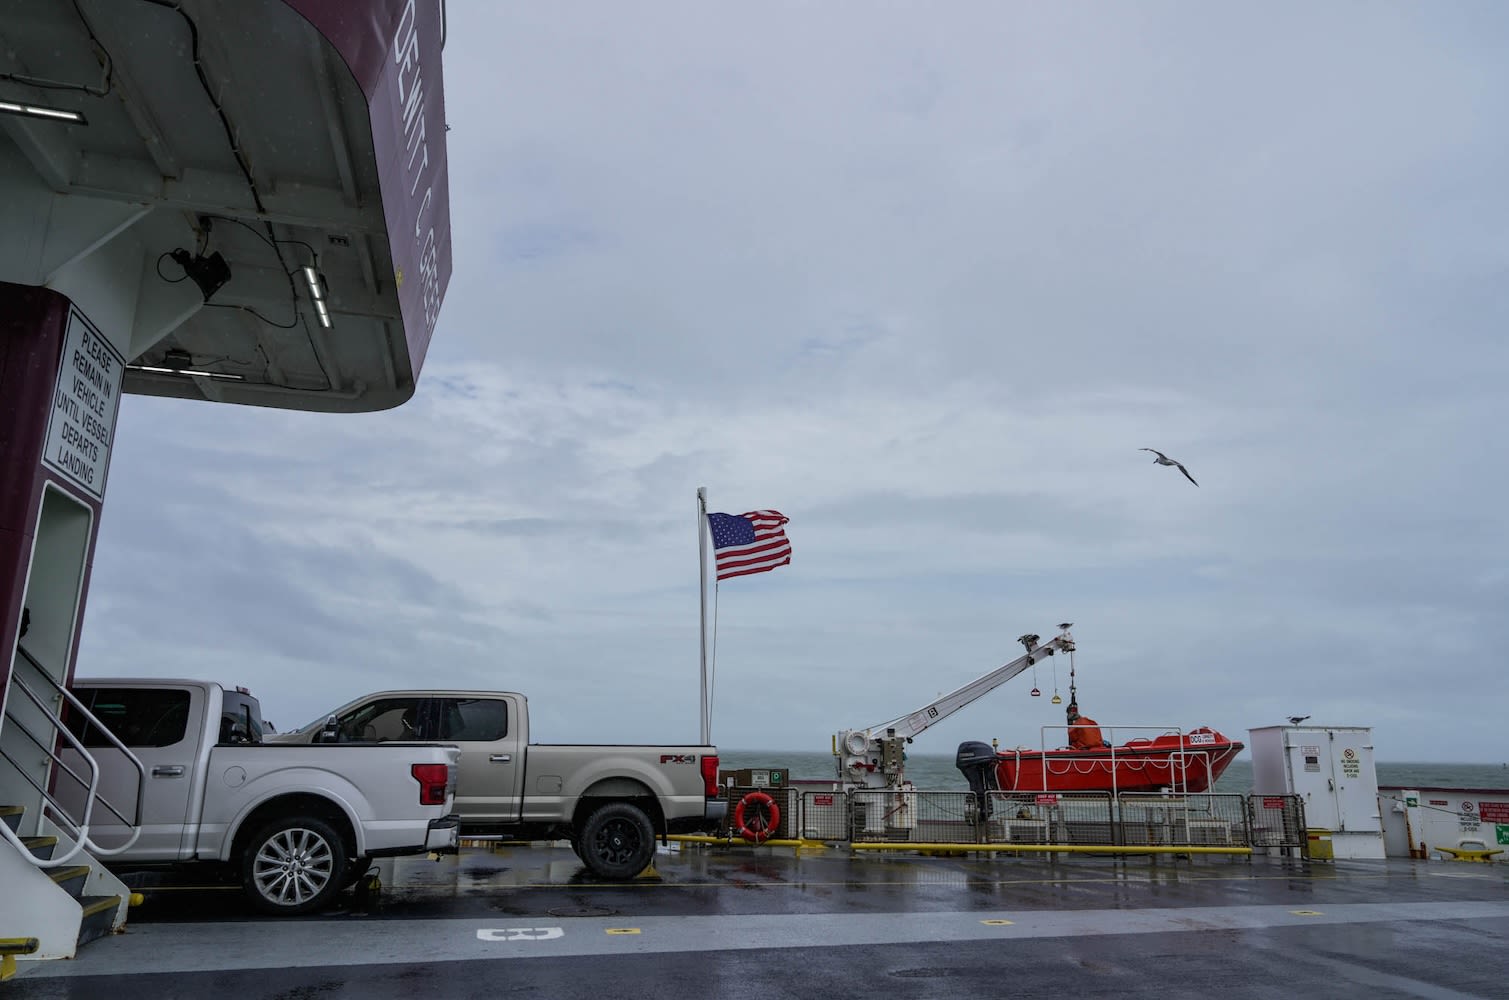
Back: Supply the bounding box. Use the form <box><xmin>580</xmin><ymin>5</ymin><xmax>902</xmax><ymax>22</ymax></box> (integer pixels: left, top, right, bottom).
<box><xmin>80</xmin><ymin>1</ymin><xmax>1508</xmax><ymax>764</ymax></box>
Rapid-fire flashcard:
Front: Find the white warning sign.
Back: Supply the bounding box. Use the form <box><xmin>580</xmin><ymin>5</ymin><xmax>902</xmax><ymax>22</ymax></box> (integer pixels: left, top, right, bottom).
<box><xmin>42</xmin><ymin>309</ymin><xmax>123</xmax><ymax>501</ymax></box>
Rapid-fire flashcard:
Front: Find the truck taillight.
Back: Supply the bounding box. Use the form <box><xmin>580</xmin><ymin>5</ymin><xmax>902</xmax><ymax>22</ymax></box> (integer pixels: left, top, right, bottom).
<box><xmin>412</xmin><ymin>763</ymin><xmax>449</xmax><ymax>806</ymax></box>
<box><xmin>700</xmin><ymin>755</ymin><xmax>719</xmax><ymax>798</ymax></box>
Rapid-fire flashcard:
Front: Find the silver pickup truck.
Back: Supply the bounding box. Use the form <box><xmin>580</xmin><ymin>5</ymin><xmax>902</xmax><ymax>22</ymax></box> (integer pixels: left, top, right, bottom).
<box><xmin>271</xmin><ymin>689</ymin><xmax>724</xmax><ymax>879</ymax></box>
<box><xmin>59</xmin><ymin>678</ymin><xmax>460</xmax><ymax>914</ymax></box>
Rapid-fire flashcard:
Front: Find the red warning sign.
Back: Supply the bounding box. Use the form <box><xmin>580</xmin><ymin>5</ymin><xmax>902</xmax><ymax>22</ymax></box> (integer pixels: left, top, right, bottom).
<box><xmin>1479</xmin><ymin>801</ymin><xmax>1509</xmax><ymax>824</ymax></box>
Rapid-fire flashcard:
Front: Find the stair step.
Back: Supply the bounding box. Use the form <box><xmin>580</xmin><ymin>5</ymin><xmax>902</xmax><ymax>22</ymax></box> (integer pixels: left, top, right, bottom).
<box><xmin>0</xmin><ymin>806</ymin><xmax>21</xmax><ymax>835</ymax></box>
<box><xmin>76</xmin><ymin>896</ymin><xmax>121</xmax><ymax>947</ymax></box>
<box><xmin>49</xmin><ymin>864</ymin><xmax>91</xmax><ymax>899</ymax></box>
<box><xmin>22</xmin><ymin>835</ymin><xmax>58</xmax><ymax>861</ymax></box>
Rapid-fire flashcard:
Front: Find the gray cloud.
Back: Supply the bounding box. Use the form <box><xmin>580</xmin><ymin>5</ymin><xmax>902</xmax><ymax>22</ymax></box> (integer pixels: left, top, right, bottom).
<box><xmin>77</xmin><ymin>2</ymin><xmax>1509</xmax><ymax>763</ymax></box>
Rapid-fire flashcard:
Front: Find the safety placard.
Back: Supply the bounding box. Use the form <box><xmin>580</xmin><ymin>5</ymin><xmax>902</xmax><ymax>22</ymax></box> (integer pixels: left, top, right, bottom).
<box><xmin>1262</xmin><ymin>797</ymin><xmax>1287</xmax><ymax>809</ymax></box>
<box><xmin>42</xmin><ymin>308</ymin><xmax>123</xmax><ymax>501</ymax></box>
<box><xmin>1498</xmin><ymin>825</ymin><xmax>1509</xmax><ymax>846</ymax></box>
<box><xmin>1478</xmin><ymin>802</ymin><xmax>1509</xmax><ymax>824</ymax></box>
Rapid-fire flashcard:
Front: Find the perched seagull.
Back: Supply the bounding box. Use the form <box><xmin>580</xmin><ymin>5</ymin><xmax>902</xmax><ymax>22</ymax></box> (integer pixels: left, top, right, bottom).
<box><xmin>1287</xmin><ymin>715</ymin><xmax>1310</xmax><ymax>725</ymax></box>
<box><xmin>1139</xmin><ymin>448</ymin><xmax>1198</xmax><ymax>486</ymax></box>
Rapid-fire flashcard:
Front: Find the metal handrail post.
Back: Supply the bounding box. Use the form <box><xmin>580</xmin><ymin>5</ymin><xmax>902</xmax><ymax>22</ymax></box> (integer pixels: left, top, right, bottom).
<box><xmin>9</xmin><ymin>645</ymin><xmax>147</xmax><ymax>855</ymax></box>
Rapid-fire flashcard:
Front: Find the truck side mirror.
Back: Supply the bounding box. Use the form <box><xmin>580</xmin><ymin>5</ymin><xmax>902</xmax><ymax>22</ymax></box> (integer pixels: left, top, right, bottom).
<box><xmin>315</xmin><ymin>715</ymin><xmax>341</xmax><ymax>744</ymax></box>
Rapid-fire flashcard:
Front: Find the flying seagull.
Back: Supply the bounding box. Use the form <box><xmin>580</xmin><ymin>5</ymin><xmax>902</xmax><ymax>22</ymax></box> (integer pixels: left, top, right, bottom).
<box><xmin>1139</xmin><ymin>448</ymin><xmax>1198</xmax><ymax>486</ymax></box>
<box><xmin>1287</xmin><ymin>715</ymin><xmax>1310</xmax><ymax>725</ymax></box>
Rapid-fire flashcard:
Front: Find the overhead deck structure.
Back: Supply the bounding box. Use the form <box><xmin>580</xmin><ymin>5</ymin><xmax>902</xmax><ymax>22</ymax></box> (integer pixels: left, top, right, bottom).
<box><xmin>0</xmin><ymin>0</ymin><xmax>453</xmax><ymax>968</ymax></box>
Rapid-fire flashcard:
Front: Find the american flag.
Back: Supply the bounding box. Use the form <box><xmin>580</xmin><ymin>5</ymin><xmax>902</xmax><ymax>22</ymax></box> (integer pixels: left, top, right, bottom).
<box><xmin>706</xmin><ymin>510</ymin><xmax>792</xmax><ymax>581</ymax></box>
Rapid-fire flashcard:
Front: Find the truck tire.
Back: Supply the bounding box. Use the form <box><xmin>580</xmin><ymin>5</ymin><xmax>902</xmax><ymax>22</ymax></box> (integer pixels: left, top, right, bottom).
<box><xmin>241</xmin><ymin>815</ymin><xmax>349</xmax><ymax>915</ymax></box>
<box><xmin>578</xmin><ymin>801</ymin><xmax>655</xmax><ymax>880</ymax></box>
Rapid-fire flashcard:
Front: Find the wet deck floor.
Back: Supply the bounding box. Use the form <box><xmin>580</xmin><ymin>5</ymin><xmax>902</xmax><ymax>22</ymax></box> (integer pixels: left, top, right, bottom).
<box><xmin>10</xmin><ymin>843</ymin><xmax>1509</xmax><ymax>998</ymax></box>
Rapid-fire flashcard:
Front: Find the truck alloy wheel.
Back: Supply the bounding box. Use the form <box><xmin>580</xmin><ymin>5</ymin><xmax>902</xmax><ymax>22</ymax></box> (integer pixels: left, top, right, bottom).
<box><xmin>243</xmin><ymin>816</ymin><xmax>349</xmax><ymax>915</ymax></box>
<box><xmin>579</xmin><ymin>802</ymin><xmax>655</xmax><ymax>880</ymax></box>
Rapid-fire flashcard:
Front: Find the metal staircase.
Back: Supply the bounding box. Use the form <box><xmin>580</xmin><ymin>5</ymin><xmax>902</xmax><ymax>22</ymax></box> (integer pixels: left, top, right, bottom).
<box><xmin>0</xmin><ymin>646</ymin><xmax>144</xmax><ymax>977</ymax></box>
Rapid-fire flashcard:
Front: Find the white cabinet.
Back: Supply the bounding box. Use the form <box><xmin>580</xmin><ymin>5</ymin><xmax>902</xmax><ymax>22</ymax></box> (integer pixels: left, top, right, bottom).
<box><xmin>1248</xmin><ymin>725</ymin><xmax>1385</xmax><ymax>859</ymax></box>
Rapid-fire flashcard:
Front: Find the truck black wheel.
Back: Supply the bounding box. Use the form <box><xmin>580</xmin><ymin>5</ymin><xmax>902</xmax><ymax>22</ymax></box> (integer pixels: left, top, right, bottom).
<box><xmin>241</xmin><ymin>816</ymin><xmax>349</xmax><ymax>915</ymax></box>
<box><xmin>578</xmin><ymin>802</ymin><xmax>655</xmax><ymax>880</ymax></box>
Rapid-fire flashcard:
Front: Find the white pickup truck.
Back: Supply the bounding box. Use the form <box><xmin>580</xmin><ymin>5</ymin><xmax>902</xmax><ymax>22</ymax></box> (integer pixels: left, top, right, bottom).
<box><xmin>271</xmin><ymin>689</ymin><xmax>724</xmax><ymax>879</ymax></box>
<box><xmin>59</xmin><ymin>678</ymin><xmax>460</xmax><ymax>914</ymax></box>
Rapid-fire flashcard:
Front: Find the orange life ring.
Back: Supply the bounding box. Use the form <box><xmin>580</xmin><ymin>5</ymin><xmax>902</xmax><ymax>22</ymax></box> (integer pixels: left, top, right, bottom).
<box><xmin>733</xmin><ymin>790</ymin><xmax>781</xmax><ymax>843</ymax></box>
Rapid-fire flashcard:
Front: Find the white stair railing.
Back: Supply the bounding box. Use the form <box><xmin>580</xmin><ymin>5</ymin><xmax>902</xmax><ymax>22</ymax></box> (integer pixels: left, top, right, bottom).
<box><xmin>1</xmin><ymin>645</ymin><xmax>146</xmax><ymax>864</ymax></box>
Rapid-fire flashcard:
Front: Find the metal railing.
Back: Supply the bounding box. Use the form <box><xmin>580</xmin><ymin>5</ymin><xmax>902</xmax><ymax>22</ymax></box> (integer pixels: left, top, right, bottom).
<box><xmin>849</xmin><ymin>789</ymin><xmax>978</xmax><ymax>844</ymax></box>
<box><xmin>983</xmin><ymin>791</ymin><xmax>1117</xmax><ymax>845</ymax></box>
<box><xmin>718</xmin><ymin>785</ymin><xmax>802</xmax><ymax>840</ymax></box>
<box><xmin>1117</xmin><ymin>793</ymin><xmax>1251</xmax><ymax>847</ymax></box>
<box><xmin>799</xmin><ymin>789</ymin><xmax>850</xmax><ymax>841</ymax></box>
<box><xmin>693</xmin><ymin>787</ymin><xmax>1308</xmax><ymax>853</ymax></box>
<box><xmin>1247</xmin><ymin>793</ymin><xmax>1307</xmax><ymax>852</ymax></box>
<box><xmin>0</xmin><ymin>645</ymin><xmax>146</xmax><ymax>865</ymax></box>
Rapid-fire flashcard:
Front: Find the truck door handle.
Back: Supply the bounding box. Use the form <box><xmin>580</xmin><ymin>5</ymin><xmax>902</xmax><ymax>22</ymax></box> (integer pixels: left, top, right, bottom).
<box><xmin>489</xmin><ymin>754</ymin><xmax>511</xmax><ymax>763</ymax></box>
<box><xmin>152</xmin><ymin>765</ymin><xmax>185</xmax><ymax>777</ymax></box>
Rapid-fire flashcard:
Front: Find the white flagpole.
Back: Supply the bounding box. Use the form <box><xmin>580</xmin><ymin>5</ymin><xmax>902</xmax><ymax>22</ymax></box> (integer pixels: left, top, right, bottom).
<box><xmin>697</xmin><ymin>486</ymin><xmax>710</xmax><ymax>745</ymax></box>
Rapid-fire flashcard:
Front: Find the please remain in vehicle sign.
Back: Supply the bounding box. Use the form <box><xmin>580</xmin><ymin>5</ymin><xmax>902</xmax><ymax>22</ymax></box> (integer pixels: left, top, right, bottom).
<box><xmin>42</xmin><ymin>308</ymin><xmax>123</xmax><ymax>501</ymax></box>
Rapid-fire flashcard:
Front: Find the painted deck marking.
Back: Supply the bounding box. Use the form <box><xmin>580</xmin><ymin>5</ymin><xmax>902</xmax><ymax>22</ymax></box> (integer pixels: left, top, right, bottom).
<box><xmin>606</xmin><ymin>929</ymin><xmax>642</xmax><ymax>935</ymax></box>
<box><xmin>477</xmin><ymin>927</ymin><xmax>564</xmax><ymax>941</ymax></box>
<box><xmin>1289</xmin><ymin>910</ymin><xmax>1323</xmax><ymax>916</ymax></box>
<box><xmin>980</xmin><ymin>919</ymin><xmax>1014</xmax><ymax>926</ymax></box>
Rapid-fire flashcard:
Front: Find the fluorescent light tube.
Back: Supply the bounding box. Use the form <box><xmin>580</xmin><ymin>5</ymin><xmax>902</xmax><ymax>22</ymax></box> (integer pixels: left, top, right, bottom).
<box><xmin>0</xmin><ymin>100</ymin><xmax>86</xmax><ymax>124</ymax></box>
<box><xmin>302</xmin><ymin>264</ymin><xmax>333</xmax><ymax>327</ymax></box>
<box><xmin>127</xmin><ymin>364</ymin><xmax>244</xmax><ymax>381</ymax></box>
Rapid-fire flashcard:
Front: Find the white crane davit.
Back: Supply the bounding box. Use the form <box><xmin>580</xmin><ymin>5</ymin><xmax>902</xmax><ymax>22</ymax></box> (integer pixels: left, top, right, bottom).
<box><xmin>833</xmin><ymin>623</ymin><xmax>1076</xmax><ymax>791</ymax></box>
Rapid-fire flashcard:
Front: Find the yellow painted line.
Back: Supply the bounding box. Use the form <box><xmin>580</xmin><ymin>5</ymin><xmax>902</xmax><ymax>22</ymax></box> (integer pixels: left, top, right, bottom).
<box><xmin>384</xmin><ymin>869</ymin><xmax>1398</xmax><ymax>892</ymax></box>
<box><xmin>850</xmin><ymin>843</ymin><xmax>1253</xmax><ymax>856</ymax></box>
<box><xmin>605</xmin><ymin>928</ymin><xmax>642</xmax><ymax>935</ymax></box>
<box><xmin>669</xmin><ymin>837</ymin><xmax>1252</xmax><ymax>856</ymax></box>
<box><xmin>1290</xmin><ymin>910</ymin><xmax>1323</xmax><ymax>916</ymax></box>
<box><xmin>666</xmin><ymin>835</ymin><xmax>828</xmax><ymax>849</ymax></box>
<box><xmin>980</xmin><ymin>919</ymin><xmax>1014</xmax><ymax>926</ymax></box>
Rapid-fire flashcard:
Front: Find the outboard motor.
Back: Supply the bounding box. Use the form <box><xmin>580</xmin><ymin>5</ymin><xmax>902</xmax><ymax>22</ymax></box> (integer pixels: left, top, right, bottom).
<box><xmin>956</xmin><ymin>741</ymin><xmax>1001</xmax><ymax>821</ymax></box>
